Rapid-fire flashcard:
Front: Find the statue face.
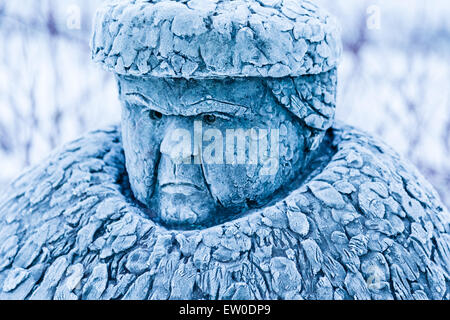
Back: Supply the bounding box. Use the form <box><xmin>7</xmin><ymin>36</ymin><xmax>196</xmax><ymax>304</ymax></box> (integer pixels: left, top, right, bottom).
<box><xmin>117</xmin><ymin>76</ymin><xmax>310</xmax><ymax>227</ymax></box>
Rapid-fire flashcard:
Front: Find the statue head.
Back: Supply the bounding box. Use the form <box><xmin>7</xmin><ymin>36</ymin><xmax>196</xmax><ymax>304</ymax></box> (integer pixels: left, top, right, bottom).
<box><xmin>91</xmin><ymin>0</ymin><xmax>341</xmax><ymax>228</ymax></box>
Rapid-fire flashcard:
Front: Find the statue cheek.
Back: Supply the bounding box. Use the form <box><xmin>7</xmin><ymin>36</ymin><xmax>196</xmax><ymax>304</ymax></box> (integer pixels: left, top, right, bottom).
<box><xmin>204</xmin><ymin>164</ymin><xmax>265</xmax><ymax>210</ymax></box>
<box><xmin>201</xmin><ymin>165</ymin><xmax>239</xmax><ymax>207</ymax></box>
<box><xmin>121</xmin><ymin>111</ymin><xmax>163</xmax><ymax>207</ymax></box>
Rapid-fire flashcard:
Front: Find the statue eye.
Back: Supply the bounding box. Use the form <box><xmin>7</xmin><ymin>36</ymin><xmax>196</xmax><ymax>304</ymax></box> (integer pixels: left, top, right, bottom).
<box><xmin>203</xmin><ymin>114</ymin><xmax>216</xmax><ymax>124</ymax></box>
<box><xmin>149</xmin><ymin>110</ymin><xmax>163</xmax><ymax>120</ymax></box>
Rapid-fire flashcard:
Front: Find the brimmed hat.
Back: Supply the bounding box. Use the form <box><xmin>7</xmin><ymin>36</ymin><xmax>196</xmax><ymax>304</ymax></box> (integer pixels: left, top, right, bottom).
<box><xmin>91</xmin><ymin>0</ymin><xmax>342</xmax><ymax>79</ymax></box>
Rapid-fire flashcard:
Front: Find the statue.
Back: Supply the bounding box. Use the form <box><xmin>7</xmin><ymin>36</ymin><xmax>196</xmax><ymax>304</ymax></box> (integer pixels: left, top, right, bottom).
<box><xmin>0</xmin><ymin>0</ymin><xmax>448</xmax><ymax>300</ymax></box>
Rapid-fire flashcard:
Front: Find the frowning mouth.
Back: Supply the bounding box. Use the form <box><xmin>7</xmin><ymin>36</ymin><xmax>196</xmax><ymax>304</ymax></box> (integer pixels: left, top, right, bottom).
<box><xmin>160</xmin><ymin>182</ymin><xmax>203</xmax><ymax>195</ymax></box>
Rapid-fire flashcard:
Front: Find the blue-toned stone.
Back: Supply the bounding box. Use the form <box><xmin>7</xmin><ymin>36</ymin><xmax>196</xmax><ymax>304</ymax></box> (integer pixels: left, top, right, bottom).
<box><xmin>82</xmin><ymin>264</ymin><xmax>108</xmax><ymax>300</ymax></box>
<box><xmin>0</xmin><ymin>0</ymin><xmax>448</xmax><ymax>302</ymax></box>
<box><xmin>3</xmin><ymin>268</ymin><xmax>29</xmax><ymax>293</ymax></box>
<box><xmin>308</xmin><ymin>181</ymin><xmax>346</xmax><ymax>209</ymax></box>
<box><xmin>30</xmin><ymin>257</ymin><xmax>69</xmax><ymax>300</ymax></box>
<box><xmin>301</xmin><ymin>239</ymin><xmax>323</xmax><ymax>275</ymax></box>
<box><xmin>269</xmin><ymin>257</ymin><xmax>302</xmax><ymax>299</ymax></box>
<box><xmin>287</xmin><ymin>210</ymin><xmax>309</xmax><ymax>237</ymax></box>
<box><xmin>122</xmin><ymin>272</ymin><xmax>152</xmax><ymax>300</ymax></box>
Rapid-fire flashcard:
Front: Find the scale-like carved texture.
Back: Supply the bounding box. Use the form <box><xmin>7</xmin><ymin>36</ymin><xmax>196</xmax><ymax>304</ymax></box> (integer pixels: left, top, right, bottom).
<box><xmin>91</xmin><ymin>0</ymin><xmax>342</xmax><ymax>78</ymax></box>
<box><xmin>0</xmin><ymin>124</ymin><xmax>448</xmax><ymax>300</ymax></box>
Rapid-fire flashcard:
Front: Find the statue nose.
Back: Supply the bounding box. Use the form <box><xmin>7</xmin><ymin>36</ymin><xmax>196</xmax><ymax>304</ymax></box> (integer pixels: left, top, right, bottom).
<box><xmin>158</xmin><ymin>118</ymin><xmax>205</xmax><ymax>187</ymax></box>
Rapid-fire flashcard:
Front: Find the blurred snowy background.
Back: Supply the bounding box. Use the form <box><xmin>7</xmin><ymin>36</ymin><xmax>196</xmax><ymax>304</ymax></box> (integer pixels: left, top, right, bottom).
<box><xmin>0</xmin><ymin>0</ymin><xmax>449</xmax><ymax>207</ymax></box>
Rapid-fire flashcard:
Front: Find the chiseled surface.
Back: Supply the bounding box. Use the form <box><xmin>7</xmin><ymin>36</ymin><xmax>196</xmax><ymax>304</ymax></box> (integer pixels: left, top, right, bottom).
<box><xmin>0</xmin><ymin>124</ymin><xmax>448</xmax><ymax>300</ymax></box>
<box><xmin>118</xmin><ymin>71</ymin><xmax>338</xmax><ymax>226</ymax></box>
<box><xmin>91</xmin><ymin>0</ymin><xmax>342</xmax><ymax>78</ymax></box>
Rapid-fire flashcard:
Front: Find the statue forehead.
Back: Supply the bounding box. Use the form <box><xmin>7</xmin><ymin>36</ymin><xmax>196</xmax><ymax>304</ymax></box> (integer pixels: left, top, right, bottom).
<box><xmin>118</xmin><ymin>75</ymin><xmax>283</xmax><ymax>117</ymax></box>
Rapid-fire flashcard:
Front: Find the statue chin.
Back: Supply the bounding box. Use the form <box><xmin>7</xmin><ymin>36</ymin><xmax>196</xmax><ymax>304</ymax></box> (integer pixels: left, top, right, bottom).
<box><xmin>156</xmin><ymin>190</ymin><xmax>218</xmax><ymax>227</ymax></box>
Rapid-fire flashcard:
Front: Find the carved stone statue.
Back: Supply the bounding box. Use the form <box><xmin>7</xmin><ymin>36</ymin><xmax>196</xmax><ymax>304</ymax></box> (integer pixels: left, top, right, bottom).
<box><xmin>0</xmin><ymin>0</ymin><xmax>449</xmax><ymax>300</ymax></box>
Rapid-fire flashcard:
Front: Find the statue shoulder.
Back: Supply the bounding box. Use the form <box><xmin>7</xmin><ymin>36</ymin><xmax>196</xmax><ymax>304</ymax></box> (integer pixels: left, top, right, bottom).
<box><xmin>301</xmin><ymin>123</ymin><xmax>450</xmax><ymax>299</ymax></box>
<box><xmin>0</xmin><ymin>126</ymin><xmax>129</xmax><ymax>299</ymax></box>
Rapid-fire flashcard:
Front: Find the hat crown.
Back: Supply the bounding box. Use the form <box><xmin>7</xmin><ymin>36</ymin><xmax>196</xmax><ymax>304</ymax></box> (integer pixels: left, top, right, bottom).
<box><xmin>91</xmin><ymin>0</ymin><xmax>342</xmax><ymax>79</ymax></box>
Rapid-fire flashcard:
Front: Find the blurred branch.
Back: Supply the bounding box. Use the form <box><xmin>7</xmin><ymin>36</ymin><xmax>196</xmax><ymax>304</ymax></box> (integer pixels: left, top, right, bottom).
<box><xmin>0</xmin><ymin>124</ymin><xmax>12</xmax><ymax>154</ymax></box>
<box><xmin>0</xmin><ymin>10</ymin><xmax>89</xmax><ymax>50</ymax></box>
<box><xmin>445</xmin><ymin>119</ymin><xmax>450</xmax><ymax>153</ymax></box>
<box><xmin>344</xmin><ymin>8</ymin><xmax>368</xmax><ymax>59</ymax></box>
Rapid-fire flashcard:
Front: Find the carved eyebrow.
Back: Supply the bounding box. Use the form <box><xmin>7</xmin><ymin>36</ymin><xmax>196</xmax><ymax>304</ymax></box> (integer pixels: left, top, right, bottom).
<box><xmin>188</xmin><ymin>98</ymin><xmax>248</xmax><ymax>116</ymax></box>
<box><xmin>125</xmin><ymin>92</ymin><xmax>249</xmax><ymax>117</ymax></box>
<box><xmin>125</xmin><ymin>92</ymin><xmax>156</xmax><ymax>105</ymax></box>
<box><xmin>125</xmin><ymin>92</ymin><xmax>168</xmax><ymax>114</ymax></box>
